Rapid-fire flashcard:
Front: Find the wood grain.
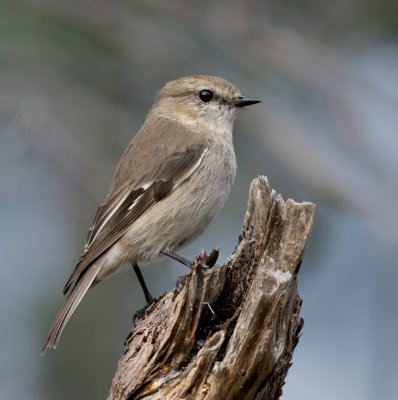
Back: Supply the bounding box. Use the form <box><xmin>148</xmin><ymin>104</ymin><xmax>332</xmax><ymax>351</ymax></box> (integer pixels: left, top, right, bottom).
<box><xmin>108</xmin><ymin>176</ymin><xmax>315</xmax><ymax>400</ymax></box>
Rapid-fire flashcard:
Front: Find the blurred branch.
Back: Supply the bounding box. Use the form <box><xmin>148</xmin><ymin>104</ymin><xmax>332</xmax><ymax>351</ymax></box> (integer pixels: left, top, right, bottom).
<box><xmin>108</xmin><ymin>177</ymin><xmax>315</xmax><ymax>400</ymax></box>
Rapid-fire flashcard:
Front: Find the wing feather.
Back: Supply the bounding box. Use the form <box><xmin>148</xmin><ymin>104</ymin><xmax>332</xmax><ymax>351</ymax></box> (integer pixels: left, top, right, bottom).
<box><xmin>63</xmin><ymin>142</ymin><xmax>207</xmax><ymax>294</ymax></box>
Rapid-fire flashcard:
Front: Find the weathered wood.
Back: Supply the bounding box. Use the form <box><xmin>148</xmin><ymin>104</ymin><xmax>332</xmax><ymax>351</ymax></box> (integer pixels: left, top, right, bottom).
<box><xmin>108</xmin><ymin>177</ymin><xmax>315</xmax><ymax>400</ymax></box>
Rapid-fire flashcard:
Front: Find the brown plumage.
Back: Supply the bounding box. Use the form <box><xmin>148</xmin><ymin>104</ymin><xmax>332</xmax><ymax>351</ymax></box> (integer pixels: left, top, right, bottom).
<box><xmin>42</xmin><ymin>75</ymin><xmax>260</xmax><ymax>353</ymax></box>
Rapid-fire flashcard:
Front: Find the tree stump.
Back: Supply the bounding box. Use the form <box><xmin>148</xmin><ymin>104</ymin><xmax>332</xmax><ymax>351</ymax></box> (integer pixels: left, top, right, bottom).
<box><xmin>108</xmin><ymin>176</ymin><xmax>315</xmax><ymax>400</ymax></box>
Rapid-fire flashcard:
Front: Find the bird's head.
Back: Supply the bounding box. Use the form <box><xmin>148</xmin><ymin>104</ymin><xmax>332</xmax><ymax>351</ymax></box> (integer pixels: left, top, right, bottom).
<box><xmin>150</xmin><ymin>75</ymin><xmax>261</xmax><ymax>134</ymax></box>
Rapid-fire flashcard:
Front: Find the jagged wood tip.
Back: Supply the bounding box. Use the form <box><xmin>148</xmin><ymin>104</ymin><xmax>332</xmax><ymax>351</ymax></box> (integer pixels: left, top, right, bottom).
<box><xmin>108</xmin><ymin>176</ymin><xmax>315</xmax><ymax>400</ymax></box>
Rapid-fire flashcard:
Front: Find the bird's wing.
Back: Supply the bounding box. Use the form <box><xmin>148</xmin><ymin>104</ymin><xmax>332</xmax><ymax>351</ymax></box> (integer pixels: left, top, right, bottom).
<box><xmin>63</xmin><ymin>139</ymin><xmax>207</xmax><ymax>294</ymax></box>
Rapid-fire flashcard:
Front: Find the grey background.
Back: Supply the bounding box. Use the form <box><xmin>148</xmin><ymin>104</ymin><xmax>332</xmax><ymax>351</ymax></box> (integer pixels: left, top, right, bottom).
<box><xmin>1</xmin><ymin>1</ymin><xmax>397</xmax><ymax>399</ymax></box>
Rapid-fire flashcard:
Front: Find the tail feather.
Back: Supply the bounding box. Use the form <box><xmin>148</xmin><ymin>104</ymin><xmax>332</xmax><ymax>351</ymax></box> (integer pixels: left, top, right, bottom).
<box><xmin>41</xmin><ymin>263</ymin><xmax>102</xmax><ymax>354</ymax></box>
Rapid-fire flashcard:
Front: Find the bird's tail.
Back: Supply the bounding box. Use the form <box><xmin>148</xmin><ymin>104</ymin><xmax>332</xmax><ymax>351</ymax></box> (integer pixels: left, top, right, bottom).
<box><xmin>41</xmin><ymin>262</ymin><xmax>102</xmax><ymax>354</ymax></box>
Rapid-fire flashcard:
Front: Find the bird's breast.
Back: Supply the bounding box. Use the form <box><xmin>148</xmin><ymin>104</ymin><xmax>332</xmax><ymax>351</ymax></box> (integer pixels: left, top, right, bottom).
<box><xmin>197</xmin><ymin>138</ymin><xmax>236</xmax><ymax>189</ymax></box>
<box><xmin>121</xmin><ymin>138</ymin><xmax>236</xmax><ymax>261</ymax></box>
<box><xmin>186</xmin><ymin>138</ymin><xmax>236</xmax><ymax>220</ymax></box>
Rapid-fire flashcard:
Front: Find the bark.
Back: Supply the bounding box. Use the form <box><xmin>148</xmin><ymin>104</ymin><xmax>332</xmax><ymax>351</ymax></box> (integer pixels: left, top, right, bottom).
<box><xmin>108</xmin><ymin>176</ymin><xmax>315</xmax><ymax>400</ymax></box>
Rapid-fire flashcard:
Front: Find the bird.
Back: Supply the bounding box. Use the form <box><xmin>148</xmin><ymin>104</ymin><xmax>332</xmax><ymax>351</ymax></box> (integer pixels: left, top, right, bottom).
<box><xmin>42</xmin><ymin>75</ymin><xmax>260</xmax><ymax>353</ymax></box>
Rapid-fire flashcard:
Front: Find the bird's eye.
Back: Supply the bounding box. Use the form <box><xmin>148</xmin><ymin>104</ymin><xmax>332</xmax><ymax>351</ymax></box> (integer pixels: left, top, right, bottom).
<box><xmin>199</xmin><ymin>89</ymin><xmax>213</xmax><ymax>102</ymax></box>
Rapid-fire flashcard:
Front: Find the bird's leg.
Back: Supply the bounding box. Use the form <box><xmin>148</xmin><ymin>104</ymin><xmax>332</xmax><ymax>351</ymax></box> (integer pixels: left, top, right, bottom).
<box><xmin>132</xmin><ymin>262</ymin><xmax>154</xmax><ymax>304</ymax></box>
<box><xmin>161</xmin><ymin>248</ymin><xmax>219</xmax><ymax>268</ymax></box>
<box><xmin>161</xmin><ymin>250</ymin><xmax>193</xmax><ymax>269</ymax></box>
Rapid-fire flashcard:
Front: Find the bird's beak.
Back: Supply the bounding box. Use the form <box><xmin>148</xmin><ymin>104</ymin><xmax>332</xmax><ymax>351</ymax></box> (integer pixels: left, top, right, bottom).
<box><xmin>231</xmin><ymin>97</ymin><xmax>261</xmax><ymax>108</ymax></box>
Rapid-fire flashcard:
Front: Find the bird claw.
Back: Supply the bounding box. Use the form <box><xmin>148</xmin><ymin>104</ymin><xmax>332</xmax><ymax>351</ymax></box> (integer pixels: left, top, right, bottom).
<box><xmin>204</xmin><ymin>248</ymin><xmax>219</xmax><ymax>267</ymax></box>
<box><xmin>132</xmin><ymin>298</ymin><xmax>156</xmax><ymax>326</ymax></box>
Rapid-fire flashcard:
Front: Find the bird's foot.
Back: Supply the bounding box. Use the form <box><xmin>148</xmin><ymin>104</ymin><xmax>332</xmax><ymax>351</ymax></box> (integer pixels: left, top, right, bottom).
<box><xmin>132</xmin><ymin>297</ymin><xmax>156</xmax><ymax>325</ymax></box>
<box><xmin>203</xmin><ymin>248</ymin><xmax>219</xmax><ymax>267</ymax></box>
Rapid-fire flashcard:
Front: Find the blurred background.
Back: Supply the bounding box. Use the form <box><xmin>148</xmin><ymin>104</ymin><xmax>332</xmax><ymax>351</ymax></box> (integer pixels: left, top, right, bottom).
<box><xmin>1</xmin><ymin>0</ymin><xmax>397</xmax><ymax>399</ymax></box>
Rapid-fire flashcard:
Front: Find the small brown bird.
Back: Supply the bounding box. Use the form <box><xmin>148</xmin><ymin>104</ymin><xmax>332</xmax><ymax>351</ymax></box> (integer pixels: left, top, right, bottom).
<box><xmin>42</xmin><ymin>75</ymin><xmax>260</xmax><ymax>353</ymax></box>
